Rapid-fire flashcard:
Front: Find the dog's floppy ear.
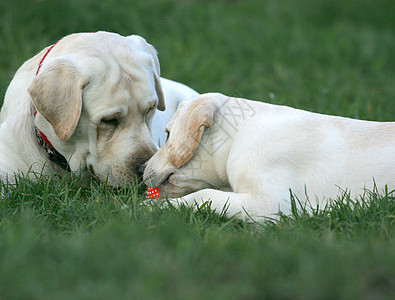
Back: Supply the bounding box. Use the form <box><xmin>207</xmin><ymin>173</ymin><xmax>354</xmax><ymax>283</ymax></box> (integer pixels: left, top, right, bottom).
<box><xmin>142</xmin><ymin>42</ymin><xmax>166</xmax><ymax>111</ymax></box>
<box><xmin>28</xmin><ymin>57</ymin><xmax>88</xmax><ymax>141</ymax></box>
<box><xmin>168</xmin><ymin>99</ymin><xmax>217</xmax><ymax>168</ymax></box>
<box><xmin>154</xmin><ymin>72</ymin><xmax>165</xmax><ymax>112</ymax></box>
<box><xmin>128</xmin><ymin>35</ymin><xmax>165</xmax><ymax>111</ymax></box>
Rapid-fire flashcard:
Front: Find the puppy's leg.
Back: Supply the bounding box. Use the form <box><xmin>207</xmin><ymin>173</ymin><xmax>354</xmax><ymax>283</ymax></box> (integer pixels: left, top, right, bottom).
<box><xmin>169</xmin><ymin>189</ymin><xmax>279</xmax><ymax>222</ymax></box>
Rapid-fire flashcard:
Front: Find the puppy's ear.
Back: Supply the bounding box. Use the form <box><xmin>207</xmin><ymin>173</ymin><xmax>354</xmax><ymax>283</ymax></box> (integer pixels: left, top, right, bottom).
<box><xmin>128</xmin><ymin>35</ymin><xmax>166</xmax><ymax>111</ymax></box>
<box><xmin>28</xmin><ymin>58</ymin><xmax>88</xmax><ymax>141</ymax></box>
<box><xmin>168</xmin><ymin>99</ymin><xmax>218</xmax><ymax>168</ymax></box>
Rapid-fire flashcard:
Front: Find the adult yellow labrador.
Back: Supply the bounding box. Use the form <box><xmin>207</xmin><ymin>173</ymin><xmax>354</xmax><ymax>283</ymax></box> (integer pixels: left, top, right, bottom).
<box><xmin>144</xmin><ymin>93</ymin><xmax>395</xmax><ymax>221</ymax></box>
<box><xmin>0</xmin><ymin>31</ymin><xmax>198</xmax><ymax>185</ymax></box>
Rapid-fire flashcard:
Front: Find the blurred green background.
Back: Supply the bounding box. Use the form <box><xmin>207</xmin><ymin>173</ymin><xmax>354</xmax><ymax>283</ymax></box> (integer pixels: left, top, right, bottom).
<box><xmin>1</xmin><ymin>0</ymin><xmax>394</xmax><ymax>120</ymax></box>
<box><xmin>0</xmin><ymin>0</ymin><xmax>394</xmax><ymax>299</ymax></box>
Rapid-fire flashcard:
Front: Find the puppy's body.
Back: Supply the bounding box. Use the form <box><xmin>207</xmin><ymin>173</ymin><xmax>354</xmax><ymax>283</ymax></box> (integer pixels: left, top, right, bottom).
<box><xmin>144</xmin><ymin>93</ymin><xmax>395</xmax><ymax>220</ymax></box>
<box><xmin>0</xmin><ymin>32</ymin><xmax>198</xmax><ymax>184</ymax></box>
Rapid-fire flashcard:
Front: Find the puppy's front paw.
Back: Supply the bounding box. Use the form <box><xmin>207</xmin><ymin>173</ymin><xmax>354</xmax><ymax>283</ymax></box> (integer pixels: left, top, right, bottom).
<box><xmin>143</xmin><ymin>187</ymin><xmax>191</xmax><ymax>211</ymax></box>
<box><xmin>167</xmin><ymin>197</ymin><xmax>190</xmax><ymax>209</ymax></box>
<box><xmin>143</xmin><ymin>197</ymin><xmax>168</xmax><ymax>208</ymax></box>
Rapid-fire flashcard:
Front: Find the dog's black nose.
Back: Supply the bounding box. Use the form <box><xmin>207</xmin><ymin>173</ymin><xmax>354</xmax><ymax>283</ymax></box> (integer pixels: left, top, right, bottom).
<box><xmin>134</xmin><ymin>159</ymin><xmax>147</xmax><ymax>178</ymax></box>
<box><xmin>138</xmin><ymin>163</ymin><xmax>146</xmax><ymax>176</ymax></box>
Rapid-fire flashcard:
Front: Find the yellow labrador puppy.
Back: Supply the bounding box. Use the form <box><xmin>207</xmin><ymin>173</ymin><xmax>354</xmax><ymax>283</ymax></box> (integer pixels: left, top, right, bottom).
<box><xmin>144</xmin><ymin>93</ymin><xmax>395</xmax><ymax>220</ymax></box>
<box><xmin>0</xmin><ymin>31</ymin><xmax>198</xmax><ymax>185</ymax></box>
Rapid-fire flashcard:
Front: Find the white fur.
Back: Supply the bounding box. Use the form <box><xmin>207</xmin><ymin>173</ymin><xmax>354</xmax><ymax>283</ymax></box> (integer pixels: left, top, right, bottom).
<box><xmin>152</xmin><ymin>78</ymin><xmax>198</xmax><ymax>145</ymax></box>
<box><xmin>144</xmin><ymin>93</ymin><xmax>395</xmax><ymax>221</ymax></box>
<box><xmin>0</xmin><ymin>31</ymin><xmax>198</xmax><ymax>185</ymax></box>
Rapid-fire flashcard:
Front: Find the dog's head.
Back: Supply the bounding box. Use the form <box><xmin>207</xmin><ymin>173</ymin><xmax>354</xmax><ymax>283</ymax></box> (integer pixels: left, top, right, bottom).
<box><xmin>143</xmin><ymin>93</ymin><xmax>224</xmax><ymax>197</ymax></box>
<box><xmin>28</xmin><ymin>32</ymin><xmax>165</xmax><ymax>186</ymax></box>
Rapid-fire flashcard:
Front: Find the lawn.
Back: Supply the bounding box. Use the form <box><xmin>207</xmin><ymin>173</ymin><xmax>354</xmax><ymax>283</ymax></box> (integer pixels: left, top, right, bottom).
<box><xmin>0</xmin><ymin>0</ymin><xmax>394</xmax><ymax>299</ymax></box>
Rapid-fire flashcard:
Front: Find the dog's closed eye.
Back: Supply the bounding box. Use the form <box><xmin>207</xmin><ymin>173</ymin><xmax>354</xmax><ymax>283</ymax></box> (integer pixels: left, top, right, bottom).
<box><xmin>144</xmin><ymin>103</ymin><xmax>157</xmax><ymax>127</ymax></box>
<box><xmin>165</xmin><ymin>129</ymin><xmax>170</xmax><ymax>142</ymax></box>
<box><xmin>101</xmin><ymin>117</ymin><xmax>119</xmax><ymax>127</ymax></box>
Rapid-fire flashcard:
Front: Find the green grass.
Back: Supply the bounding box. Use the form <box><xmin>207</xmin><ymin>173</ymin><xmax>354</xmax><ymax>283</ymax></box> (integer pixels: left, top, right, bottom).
<box><xmin>1</xmin><ymin>175</ymin><xmax>394</xmax><ymax>299</ymax></box>
<box><xmin>0</xmin><ymin>0</ymin><xmax>394</xmax><ymax>298</ymax></box>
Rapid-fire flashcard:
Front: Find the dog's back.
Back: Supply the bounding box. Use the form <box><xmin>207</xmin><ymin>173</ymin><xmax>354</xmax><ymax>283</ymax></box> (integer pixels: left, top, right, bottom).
<box><xmin>227</xmin><ymin>97</ymin><xmax>395</xmax><ymax>204</ymax></box>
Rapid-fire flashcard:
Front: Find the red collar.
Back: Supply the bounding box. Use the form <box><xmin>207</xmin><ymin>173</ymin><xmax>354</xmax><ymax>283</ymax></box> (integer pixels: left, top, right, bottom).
<box><xmin>34</xmin><ymin>41</ymin><xmax>71</xmax><ymax>172</ymax></box>
<box><xmin>36</xmin><ymin>42</ymin><xmax>58</xmax><ymax>76</ymax></box>
<box><xmin>34</xmin><ymin>42</ymin><xmax>58</xmax><ymax>149</ymax></box>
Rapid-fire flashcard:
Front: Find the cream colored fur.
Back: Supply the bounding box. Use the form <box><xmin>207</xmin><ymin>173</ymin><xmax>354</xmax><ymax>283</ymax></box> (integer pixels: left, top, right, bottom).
<box><xmin>0</xmin><ymin>31</ymin><xmax>198</xmax><ymax>185</ymax></box>
<box><xmin>144</xmin><ymin>93</ymin><xmax>395</xmax><ymax>221</ymax></box>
